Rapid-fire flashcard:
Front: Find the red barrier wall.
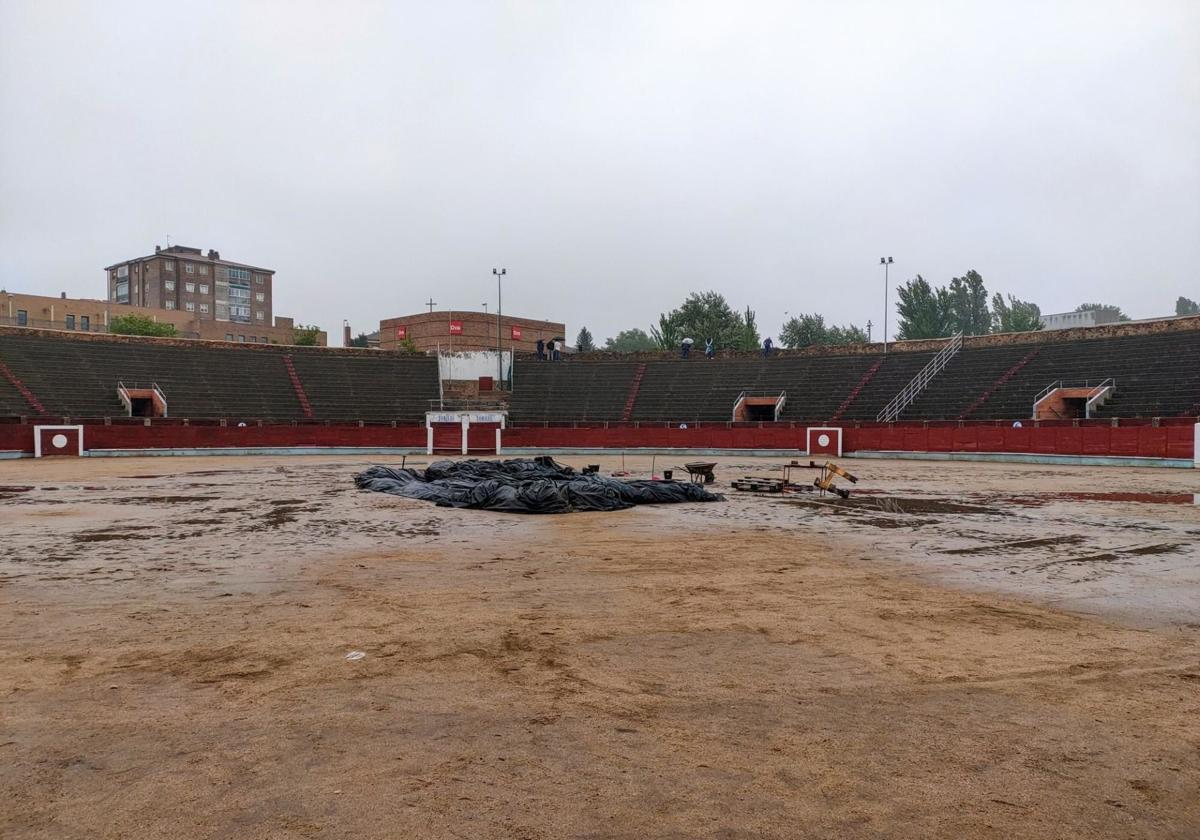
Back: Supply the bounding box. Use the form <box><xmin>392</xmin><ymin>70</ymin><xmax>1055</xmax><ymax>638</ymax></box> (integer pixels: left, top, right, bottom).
<box><xmin>0</xmin><ymin>420</ymin><xmax>1193</xmax><ymax>462</ymax></box>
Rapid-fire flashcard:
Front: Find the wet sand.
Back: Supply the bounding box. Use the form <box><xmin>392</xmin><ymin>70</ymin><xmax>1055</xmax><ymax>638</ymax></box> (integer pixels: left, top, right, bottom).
<box><xmin>2</xmin><ymin>454</ymin><xmax>1198</xmax><ymax>838</ymax></box>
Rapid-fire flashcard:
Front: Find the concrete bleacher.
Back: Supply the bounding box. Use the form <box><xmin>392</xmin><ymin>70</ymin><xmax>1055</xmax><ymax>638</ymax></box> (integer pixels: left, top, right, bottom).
<box><xmin>0</xmin><ymin>330</ymin><xmax>439</xmax><ymax>421</ymax></box>
<box><xmin>509</xmin><ymin>323</ymin><xmax>1200</xmax><ymax>423</ymax></box>
<box><xmin>3</xmin><ymin>321</ymin><xmax>1196</xmax><ymax>425</ymax></box>
<box><xmin>962</xmin><ymin>331</ymin><xmax>1200</xmax><ymax>420</ymax></box>
<box><xmin>509</xmin><ymin>361</ymin><xmax>641</xmax><ymax>421</ymax></box>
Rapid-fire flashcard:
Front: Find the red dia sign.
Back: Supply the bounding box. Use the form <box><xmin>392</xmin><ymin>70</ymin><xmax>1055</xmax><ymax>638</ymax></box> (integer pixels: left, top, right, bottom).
<box><xmin>449</xmin><ymin>320</ymin><xmax>463</xmax><ymax>335</ymax></box>
<box><xmin>395</xmin><ymin>326</ymin><xmax>407</xmax><ymax>340</ymax></box>
<box><xmin>510</xmin><ymin>326</ymin><xmax>522</xmax><ymax>340</ymax></box>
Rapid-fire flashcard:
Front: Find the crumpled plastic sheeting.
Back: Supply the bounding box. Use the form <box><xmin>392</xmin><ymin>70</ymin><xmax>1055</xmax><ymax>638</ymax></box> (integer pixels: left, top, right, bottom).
<box><xmin>354</xmin><ymin>456</ymin><xmax>725</xmax><ymax>514</ymax></box>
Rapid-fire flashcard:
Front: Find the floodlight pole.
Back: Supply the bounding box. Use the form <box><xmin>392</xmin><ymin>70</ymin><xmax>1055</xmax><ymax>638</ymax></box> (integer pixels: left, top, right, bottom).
<box><xmin>880</xmin><ymin>257</ymin><xmax>893</xmax><ymax>353</ymax></box>
<box><xmin>493</xmin><ymin>268</ymin><xmax>506</xmax><ymax>386</ymax></box>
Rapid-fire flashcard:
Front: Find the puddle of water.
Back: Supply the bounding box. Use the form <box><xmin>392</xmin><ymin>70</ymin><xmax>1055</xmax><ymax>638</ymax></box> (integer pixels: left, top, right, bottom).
<box><xmin>1008</xmin><ymin>492</ymin><xmax>1198</xmax><ymax>507</ymax></box>
<box><xmin>942</xmin><ymin>535</ymin><xmax>1086</xmax><ymax>555</ymax></box>
<box><xmin>792</xmin><ymin>497</ymin><xmax>1002</xmax><ymax>516</ymax></box>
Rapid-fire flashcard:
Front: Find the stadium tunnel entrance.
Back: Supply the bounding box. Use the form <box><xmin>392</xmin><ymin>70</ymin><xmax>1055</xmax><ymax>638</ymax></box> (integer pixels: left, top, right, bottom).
<box><xmin>732</xmin><ymin>392</ymin><xmax>787</xmax><ymax>422</ymax></box>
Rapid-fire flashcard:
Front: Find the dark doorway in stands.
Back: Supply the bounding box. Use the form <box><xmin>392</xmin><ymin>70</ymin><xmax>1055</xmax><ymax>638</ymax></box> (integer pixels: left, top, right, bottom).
<box><xmin>744</xmin><ymin>404</ymin><xmax>776</xmax><ymax>421</ymax></box>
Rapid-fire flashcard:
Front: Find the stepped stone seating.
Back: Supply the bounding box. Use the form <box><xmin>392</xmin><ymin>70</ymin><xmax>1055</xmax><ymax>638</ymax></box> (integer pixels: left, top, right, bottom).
<box><xmin>836</xmin><ymin>351</ymin><xmax>937</xmax><ymax>421</ymax></box>
<box><xmin>903</xmin><ymin>344</ymin><xmax>1034</xmax><ymax>420</ymax></box>
<box><xmin>288</xmin><ymin>352</ymin><xmax>439</xmax><ymax>421</ymax></box>
<box><xmin>969</xmin><ymin>331</ymin><xmax>1200</xmax><ymax>420</ymax></box>
<box><xmin>510</xmin><ymin>361</ymin><xmax>641</xmax><ymax>421</ymax></box>
<box><xmin>0</xmin><ymin>332</ymin><xmax>439</xmax><ymax>421</ymax></box>
<box><xmin>0</xmin><ymin>374</ymin><xmax>32</xmax><ymax>417</ymax></box>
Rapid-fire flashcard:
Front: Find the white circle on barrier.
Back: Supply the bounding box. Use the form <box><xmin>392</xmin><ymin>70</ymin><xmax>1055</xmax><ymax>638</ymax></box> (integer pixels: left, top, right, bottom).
<box><xmin>817</xmin><ymin>434</ymin><xmax>830</xmax><ymax>447</ymax></box>
<box><xmin>51</xmin><ymin>434</ymin><xmax>68</xmax><ymax>449</ymax></box>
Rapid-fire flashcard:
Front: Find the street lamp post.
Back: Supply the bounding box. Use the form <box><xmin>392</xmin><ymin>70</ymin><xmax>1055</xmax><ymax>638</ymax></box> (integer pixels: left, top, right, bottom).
<box><xmin>880</xmin><ymin>257</ymin><xmax>893</xmax><ymax>353</ymax></box>
<box><xmin>492</xmin><ymin>268</ymin><xmax>506</xmax><ymax>386</ymax></box>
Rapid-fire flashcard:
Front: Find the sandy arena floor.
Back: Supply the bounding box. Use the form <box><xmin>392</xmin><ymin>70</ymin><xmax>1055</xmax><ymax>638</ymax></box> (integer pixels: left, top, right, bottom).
<box><xmin>1</xmin><ymin>454</ymin><xmax>1198</xmax><ymax>839</ymax></box>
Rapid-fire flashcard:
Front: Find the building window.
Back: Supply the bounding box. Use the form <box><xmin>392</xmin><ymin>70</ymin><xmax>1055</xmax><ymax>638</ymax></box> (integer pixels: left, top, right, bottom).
<box><xmin>237</xmin><ymin>335</ymin><xmax>245</xmax><ymax>342</ymax></box>
<box><xmin>225</xmin><ymin>333</ymin><xmax>234</xmax><ymax>341</ymax></box>
<box><xmin>185</xmin><ymin>282</ymin><xmax>195</xmax><ymax>293</ymax></box>
<box><xmin>165</xmin><ymin>300</ymin><xmax>175</xmax><ymax>310</ymax></box>
<box><xmin>199</xmin><ymin>284</ymin><xmax>209</xmax><ymax>294</ymax></box>
<box><xmin>164</xmin><ymin>261</ymin><xmax>174</xmax><ymax>272</ymax></box>
<box><xmin>17</xmin><ymin>310</ymin><xmax>27</xmax><ymax>326</ymax></box>
<box><xmin>185</xmin><ymin>301</ymin><xmax>195</xmax><ymax>312</ymax></box>
<box><xmin>117</xmin><ymin>265</ymin><xmax>129</xmax><ymax>278</ymax></box>
<box><xmin>65</xmin><ymin>314</ymin><xmax>75</xmax><ymax>330</ymax></box>
<box><xmin>249</xmin><ymin>335</ymin><xmax>257</xmax><ymax>342</ymax></box>
<box><xmin>255</xmin><ymin>311</ymin><xmax>264</xmax><ymax>320</ymax></box>
<box><xmin>199</xmin><ymin>265</ymin><xmax>208</xmax><ymax>275</ymax></box>
<box><xmin>80</xmin><ymin>315</ymin><xmax>90</xmax><ymax>331</ymax></box>
<box><xmin>255</xmin><ymin>292</ymin><xmax>265</xmax><ymax>302</ymax></box>
<box><xmin>228</xmin><ymin>267</ymin><xmax>250</xmax><ymax>281</ymax></box>
<box><xmin>185</xmin><ymin>263</ymin><xmax>195</xmax><ymax>274</ymax></box>
<box><xmin>199</xmin><ymin>303</ymin><xmax>209</xmax><ymax>313</ymax></box>
<box><xmin>165</xmin><ymin>279</ymin><xmax>175</xmax><ymax>291</ymax></box>
<box><xmin>260</xmin><ymin>337</ymin><xmax>269</xmax><ymax>343</ymax></box>
<box><xmin>255</xmin><ymin>275</ymin><xmax>264</xmax><ymax>284</ymax></box>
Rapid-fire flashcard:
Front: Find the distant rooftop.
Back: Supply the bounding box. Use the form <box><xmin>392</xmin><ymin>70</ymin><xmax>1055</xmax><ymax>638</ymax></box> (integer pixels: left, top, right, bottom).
<box><xmin>105</xmin><ymin>244</ymin><xmax>274</xmax><ymax>274</ymax></box>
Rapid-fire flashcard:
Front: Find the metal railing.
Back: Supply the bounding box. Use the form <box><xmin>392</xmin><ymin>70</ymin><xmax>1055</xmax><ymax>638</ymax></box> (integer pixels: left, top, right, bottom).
<box><xmin>1032</xmin><ymin>378</ymin><xmax>1116</xmax><ymax>419</ymax></box>
<box><xmin>1085</xmin><ymin>378</ymin><xmax>1115</xmax><ymax>418</ymax></box>
<box><xmin>876</xmin><ymin>333</ymin><xmax>963</xmax><ymax>422</ymax></box>
<box><xmin>427</xmin><ymin>398</ymin><xmax>507</xmax><ymax>413</ymax></box>
<box><xmin>117</xmin><ymin>380</ymin><xmax>169</xmax><ymax>417</ymax></box>
<box><xmin>731</xmin><ymin>390</ymin><xmax>787</xmax><ymax>422</ymax></box>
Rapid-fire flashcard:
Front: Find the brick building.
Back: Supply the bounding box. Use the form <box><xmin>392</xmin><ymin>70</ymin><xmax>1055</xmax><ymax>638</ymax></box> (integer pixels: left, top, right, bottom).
<box><xmin>105</xmin><ymin>244</ymin><xmax>279</xmax><ymax>330</ymax></box>
<box><xmin>0</xmin><ymin>290</ymin><xmax>325</xmax><ymax>345</ymax></box>
<box><xmin>379</xmin><ymin>311</ymin><xmax>565</xmax><ymax>354</ymax></box>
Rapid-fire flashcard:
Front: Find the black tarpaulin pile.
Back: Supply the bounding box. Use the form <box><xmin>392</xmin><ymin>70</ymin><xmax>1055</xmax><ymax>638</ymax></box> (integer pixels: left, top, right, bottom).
<box><xmin>354</xmin><ymin>456</ymin><xmax>725</xmax><ymax>514</ymax></box>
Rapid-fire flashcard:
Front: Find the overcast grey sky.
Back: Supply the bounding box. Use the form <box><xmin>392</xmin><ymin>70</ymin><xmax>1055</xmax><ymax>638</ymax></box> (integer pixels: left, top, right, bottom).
<box><xmin>1</xmin><ymin>1</ymin><xmax>1197</xmax><ymax>345</ymax></box>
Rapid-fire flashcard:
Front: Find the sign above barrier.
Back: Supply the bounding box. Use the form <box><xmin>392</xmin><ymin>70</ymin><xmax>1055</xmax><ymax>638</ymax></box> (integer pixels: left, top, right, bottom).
<box><xmin>449</xmin><ymin>321</ymin><xmax>463</xmax><ymax>335</ymax></box>
<box><xmin>395</xmin><ymin>326</ymin><xmax>407</xmax><ymax>339</ymax></box>
<box><xmin>511</xmin><ymin>326</ymin><xmax>522</xmax><ymax>340</ymax></box>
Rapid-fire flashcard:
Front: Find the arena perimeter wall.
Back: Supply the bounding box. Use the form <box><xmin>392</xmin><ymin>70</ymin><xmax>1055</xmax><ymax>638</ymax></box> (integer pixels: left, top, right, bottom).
<box><xmin>0</xmin><ymin>420</ymin><xmax>1194</xmax><ymax>465</ymax></box>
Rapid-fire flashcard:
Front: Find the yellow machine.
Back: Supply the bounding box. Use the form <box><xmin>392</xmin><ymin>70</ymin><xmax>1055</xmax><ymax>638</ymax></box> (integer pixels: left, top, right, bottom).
<box><xmin>811</xmin><ymin>461</ymin><xmax>858</xmax><ymax>499</ymax></box>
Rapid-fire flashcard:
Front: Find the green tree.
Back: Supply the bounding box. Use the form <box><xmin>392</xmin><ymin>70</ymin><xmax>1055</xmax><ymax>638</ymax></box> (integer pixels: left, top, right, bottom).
<box><xmin>603</xmin><ymin>328</ymin><xmax>657</xmax><ymax>352</ymax></box>
<box><xmin>292</xmin><ymin>324</ymin><xmax>322</xmax><ymax>346</ymax></box>
<box><xmin>780</xmin><ymin>313</ymin><xmax>868</xmax><ymax>348</ymax></box>
<box><xmin>895</xmin><ymin>275</ymin><xmax>954</xmax><ymax>340</ymax></box>
<box><xmin>348</xmin><ymin>332</ymin><xmax>371</xmax><ymax>348</ymax></box>
<box><xmin>737</xmin><ymin>307</ymin><xmax>761</xmax><ymax>351</ymax></box>
<box><xmin>1075</xmin><ymin>303</ymin><xmax>1130</xmax><ymax>322</ymax></box>
<box><xmin>109</xmin><ymin>314</ymin><xmax>178</xmax><ymax>337</ymax></box>
<box><xmin>575</xmin><ymin>326</ymin><xmax>595</xmax><ymax>352</ymax></box>
<box><xmin>991</xmin><ymin>294</ymin><xmax>1043</xmax><ymax>332</ymax></box>
<box><xmin>947</xmin><ymin>270</ymin><xmax>991</xmax><ymax>335</ymax></box>
<box><xmin>397</xmin><ymin>337</ymin><xmax>419</xmax><ymax>353</ymax></box>
<box><xmin>650</xmin><ymin>312</ymin><xmax>682</xmax><ymax>350</ymax></box>
<box><xmin>827</xmin><ymin>323</ymin><xmax>869</xmax><ymax>344</ymax></box>
<box><xmin>1175</xmin><ymin>296</ymin><xmax>1199</xmax><ymax>316</ymax></box>
<box><xmin>652</xmin><ymin>291</ymin><xmax>748</xmax><ymax>350</ymax></box>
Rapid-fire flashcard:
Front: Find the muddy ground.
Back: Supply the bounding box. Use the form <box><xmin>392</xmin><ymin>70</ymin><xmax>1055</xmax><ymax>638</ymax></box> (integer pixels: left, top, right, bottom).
<box><xmin>1</xmin><ymin>454</ymin><xmax>1198</xmax><ymax>838</ymax></box>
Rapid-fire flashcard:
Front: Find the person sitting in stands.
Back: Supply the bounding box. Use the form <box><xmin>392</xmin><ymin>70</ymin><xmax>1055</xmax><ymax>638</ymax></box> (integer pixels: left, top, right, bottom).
<box><xmin>535</xmin><ymin>338</ymin><xmax>546</xmax><ymax>360</ymax></box>
<box><xmin>681</xmin><ymin>337</ymin><xmax>694</xmax><ymax>358</ymax></box>
<box><xmin>762</xmin><ymin>336</ymin><xmax>773</xmax><ymax>358</ymax></box>
<box><xmin>705</xmin><ymin>337</ymin><xmax>715</xmax><ymax>359</ymax></box>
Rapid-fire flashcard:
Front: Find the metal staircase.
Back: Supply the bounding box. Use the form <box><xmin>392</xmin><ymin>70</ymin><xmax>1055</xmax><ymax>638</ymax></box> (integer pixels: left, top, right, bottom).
<box><xmin>875</xmin><ymin>333</ymin><xmax>963</xmax><ymax>422</ymax></box>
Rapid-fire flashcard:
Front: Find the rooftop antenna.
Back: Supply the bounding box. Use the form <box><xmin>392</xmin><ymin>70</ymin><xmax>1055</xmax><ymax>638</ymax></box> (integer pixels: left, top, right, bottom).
<box><xmin>165</xmin><ymin>234</ymin><xmax>171</xmax><ymax>248</ymax></box>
